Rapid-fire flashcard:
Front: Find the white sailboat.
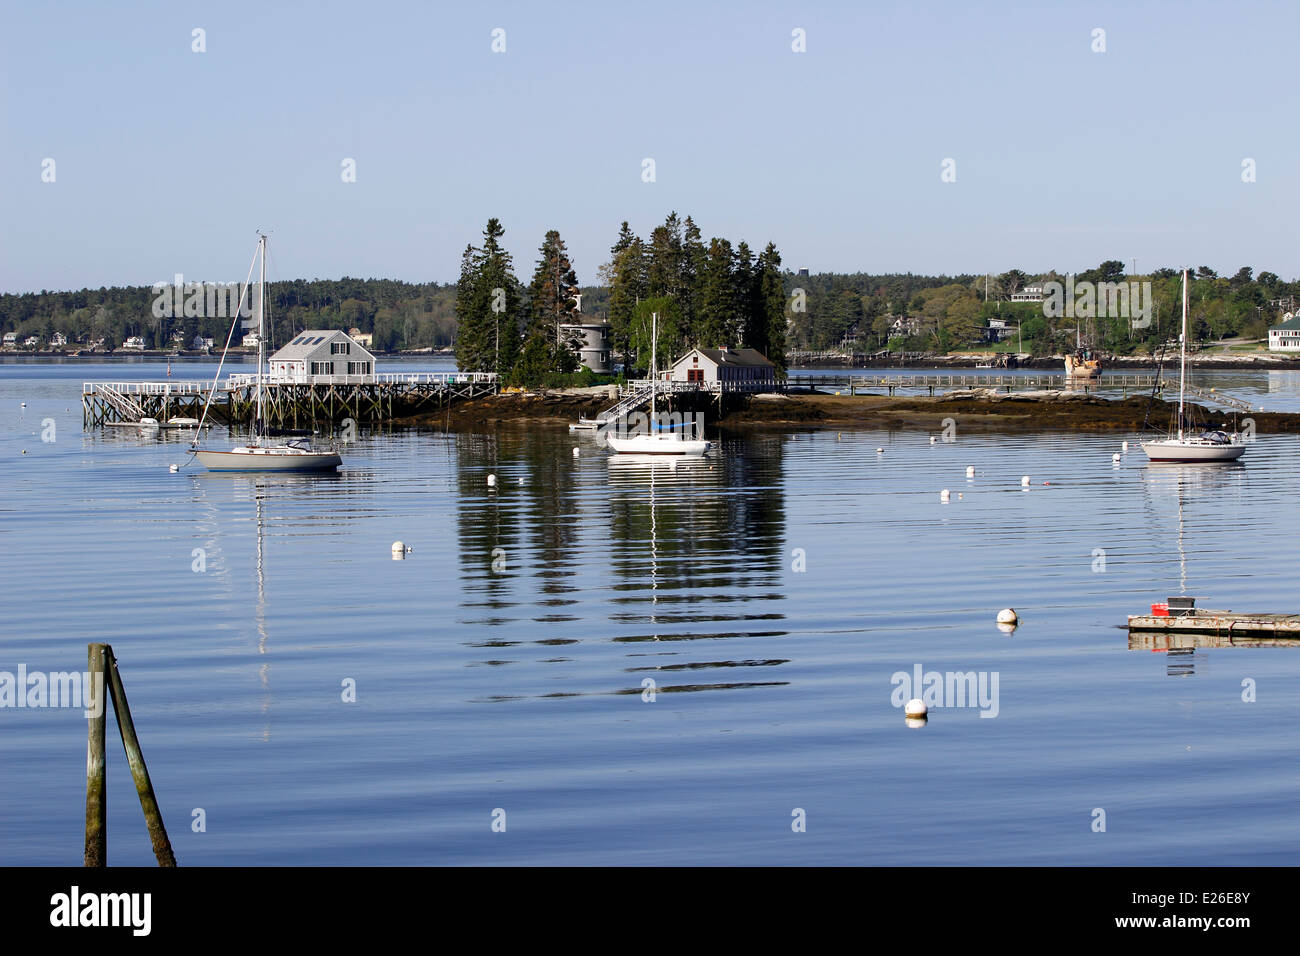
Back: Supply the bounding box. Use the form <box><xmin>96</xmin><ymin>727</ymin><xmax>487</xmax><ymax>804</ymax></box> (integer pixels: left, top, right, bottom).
<box><xmin>1140</xmin><ymin>269</ymin><xmax>1245</xmax><ymax>463</ymax></box>
<box><xmin>605</xmin><ymin>311</ymin><xmax>710</xmax><ymax>456</ymax></box>
<box><xmin>192</xmin><ymin>234</ymin><xmax>342</xmax><ymax>472</ymax></box>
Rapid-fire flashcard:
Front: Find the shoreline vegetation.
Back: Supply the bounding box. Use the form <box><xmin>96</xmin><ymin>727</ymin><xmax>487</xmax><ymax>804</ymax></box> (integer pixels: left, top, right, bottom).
<box><xmin>391</xmin><ymin>389</ymin><xmax>1300</xmax><ymax>435</ymax></box>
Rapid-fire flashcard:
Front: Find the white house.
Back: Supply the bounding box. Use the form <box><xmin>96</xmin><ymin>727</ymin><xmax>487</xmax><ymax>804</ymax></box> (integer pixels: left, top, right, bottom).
<box><xmin>559</xmin><ymin>321</ymin><xmax>611</xmax><ymax>373</ymax></box>
<box><xmin>24</xmin><ymin>335</ymin><xmax>40</xmax><ymax>348</ymax></box>
<box><xmin>121</xmin><ymin>336</ymin><xmax>146</xmax><ymax>350</ymax></box>
<box><xmin>2</xmin><ymin>332</ymin><xmax>17</xmax><ymax>348</ymax></box>
<box><xmin>346</xmin><ymin>327</ymin><xmax>373</xmax><ymax>348</ymax></box>
<box><xmin>268</xmin><ymin>330</ymin><xmax>376</xmax><ymax>381</ymax></box>
<box><xmin>1268</xmin><ymin>314</ymin><xmax>1300</xmax><ymax>351</ymax></box>
<box><xmin>1010</xmin><ymin>281</ymin><xmax>1047</xmax><ymax>303</ymax></box>
<box><xmin>191</xmin><ymin>335</ymin><xmax>214</xmax><ymax>350</ymax></box>
<box><xmin>665</xmin><ymin>346</ymin><xmax>776</xmax><ymax>390</ymax></box>
<box><xmin>50</xmin><ymin>332</ymin><xmax>68</xmax><ymax>347</ymax></box>
<box><xmin>242</xmin><ymin>331</ymin><xmax>262</xmax><ymax>348</ymax></box>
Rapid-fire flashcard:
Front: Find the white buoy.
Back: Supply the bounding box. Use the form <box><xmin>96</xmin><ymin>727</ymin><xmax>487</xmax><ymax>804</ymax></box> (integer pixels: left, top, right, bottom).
<box><xmin>957</xmin><ymin>493</ymin><xmax>963</xmax><ymax>500</ymax></box>
<box><xmin>20</xmin><ymin>402</ymin><xmax>26</xmax><ymax>408</ymax></box>
<box><xmin>930</xmin><ymin>435</ymin><xmax>937</xmax><ymax>444</ymax></box>
<box><xmin>1121</xmin><ymin>440</ymin><xmax>1129</xmax><ymax>451</ymax></box>
<box><xmin>905</xmin><ymin>716</ymin><xmax>928</xmax><ymax>728</ymax></box>
<box><xmin>1021</xmin><ymin>475</ymin><xmax>1030</xmax><ymax>487</ymax></box>
<box><xmin>905</xmin><ymin>698</ymin><xmax>927</xmax><ymax>718</ymax></box>
<box><xmin>486</xmin><ymin>474</ymin><xmax>497</xmax><ymax>487</ymax></box>
<box><xmin>169</xmin><ymin>464</ymin><xmax>179</xmax><ymax>473</ymax></box>
<box><xmin>940</xmin><ymin>489</ymin><xmax>950</xmax><ymax>502</ymax></box>
<box><xmin>572</xmin><ymin>447</ymin><xmax>579</xmax><ymax>458</ymax></box>
<box><xmin>876</xmin><ymin>447</ymin><xmax>884</xmax><ymax>454</ymax></box>
<box><xmin>1112</xmin><ymin>453</ymin><xmax>1121</xmax><ymax>463</ymax></box>
<box><xmin>966</xmin><ymin>465</ymin><xmax>975</xmax><ymax>477</ymax></box>
<box><xmin>391</xmin><ymin>541</ymin><xmax>411</xmax><ymax>560</ymax></box>
<box><xmin>997</xmin><ymin>608</ymin><xmax>1018</xmax><ymax>626</ymax></box>
<box><xmin>516</xmin><ymin>477</ymin><xmax>524</xmax><ymax>485</ymax></box>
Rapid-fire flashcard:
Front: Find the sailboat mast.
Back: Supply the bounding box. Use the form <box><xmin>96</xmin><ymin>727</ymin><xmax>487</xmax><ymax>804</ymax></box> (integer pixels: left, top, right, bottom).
<box><xmin>650</xmin><ymin>311</ymin><xmax>657</xmax><ymax>424</ymax></box>
<box><xmin>257</xmin><ymin>234</ymin><xmax>266</xmax><ymax>434</ymax></box>
<box><xmin>1178</xmin><ymin>268</ymin><xmax>1187</xmax><ymax>441</ymax></box>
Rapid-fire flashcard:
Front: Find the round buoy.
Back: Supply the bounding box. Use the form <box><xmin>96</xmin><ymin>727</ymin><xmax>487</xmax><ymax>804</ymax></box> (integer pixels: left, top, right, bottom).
<box><xmin>957</xmin><ymin>493</ymin><xmax>964</xmax><ymax>500</ymax></box>
<box><xmin>876</xmin><ymin>447</ymin><xmax>884</xmax><ymax>454</ymax></box>
<box><xmin>572</xmin><ymin>447</ymin><xmax>579</xmax><ymax>458</ymax></box>
<box><xmin>516</xmin><ymin>477</ymin><xmax>524</xmax><ymax>485</ymax></box>
<box><xmin>486</xmin><ymin>474</ymin><xmax>497</xmax><ymax>487</ymax></box>
<box><xmin>905</xmin><ymin>698</ymin><xmax>927</xmax><ymax>718</ymax></box>
<box><xmin>1112</xmin><ymin>453</ymin><xmax>1121</xmax><ymax>463</ymax></box>
<box><xmin>930</xmin><ymin>436</ymin><xmax>937</xmax><ymax>444</ymax></box>
<box><xmin>21</xmin><ymin>449</ymin><xmax>27</xmax><ymax>455</ymax></box>
<box><xmin>1121</xmin><ymin>440</ymin><xmax>1129</xmax><ymax>451</ymax></box>
<box><xmin>20</xmin><ymin>402</ymin><xmax>26</xmax><ymax>408</ymax></box>
<box><xmin>169</xmin><ymin>464</ymin><xmax>179</xmax><ymax>473</ymax></box>
<box><xmin>966</xmin><ymin>465</ymin><xmax>975</xmax><ymax>477</ymax></box>
<box><xmin>1021</xmin><ymin>475</ymin><xmax>1030</xmax><ymax>486</ymax></box>
<box><xmin>940</xmin><ymin>489</ymin><xmax>950</xmax><ymax>502</ymax></box>
<box><xmin>996</xmin><ymin>608</ymin><xmax>1018</xmax><ymax>626</ymax></box>
<box><xmin>392</xmin><ymin>541</ymin><xmax>406</xmax><ymax>553</ymax></box>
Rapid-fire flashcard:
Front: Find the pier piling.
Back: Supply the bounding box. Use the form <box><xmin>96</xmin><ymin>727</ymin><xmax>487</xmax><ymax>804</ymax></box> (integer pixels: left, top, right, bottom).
<box><xmin>83</xmin><ymin>643</ymin><xmax>107</xmax><ymax>867</ymax></box>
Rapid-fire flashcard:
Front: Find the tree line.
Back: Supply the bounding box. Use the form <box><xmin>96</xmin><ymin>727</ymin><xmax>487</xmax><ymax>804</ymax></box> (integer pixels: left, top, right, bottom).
<box><xmin>453</xmin><ymin>212</ymin><xmax>789</xmax><ymax>383</ymax></box>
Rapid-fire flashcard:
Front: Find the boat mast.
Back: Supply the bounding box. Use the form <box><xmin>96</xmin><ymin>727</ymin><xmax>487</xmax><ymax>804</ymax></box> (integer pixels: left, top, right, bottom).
<box><xmin>1178</xmin><ymin>268</ymin><xmax>1187</xmax><ymax>441</ymax></box>
<box><xmin>257</xmin><ymin>234</ymin><xmax>266</xmax><ymax>436</ymax></box>
<box><xmin>650</xmin><ymin>310</ymin><xmax>657</xmax><ymax>427</ymax></box>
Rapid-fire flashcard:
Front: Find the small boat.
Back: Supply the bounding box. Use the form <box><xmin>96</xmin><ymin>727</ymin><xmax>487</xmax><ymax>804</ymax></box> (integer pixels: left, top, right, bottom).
<box><xmin>568</xmin><ymin>417</ymin><xmax>600</xmax><ymax>433</ymax></box>
<box><xmin>1064</xmin><ymin>349</ymin><xmax>1102</xmax><ymax>378</ymax></box>
<box><xmin>137</xmin><ymin>417</ymin><xmax>160</xmax><ymax>433</ymax></box>
<box><xmin>163</xmin><ymin>417</ymin><xmax>200</xmax><ymax>429</ymax></box>
<box><xmin>191</xmin><ymin>234</ymin><xmax>342</xmax><ymax>473</ymax></box>
<box><xmin>1141</xmin><ymin>269</ymin><xmax>1246</xmax><ymax>463</ymax></box>
<box><xmin>605</xmin><ymin>311</ymin><xmax>710</xmax><ymax>457</ymax></box>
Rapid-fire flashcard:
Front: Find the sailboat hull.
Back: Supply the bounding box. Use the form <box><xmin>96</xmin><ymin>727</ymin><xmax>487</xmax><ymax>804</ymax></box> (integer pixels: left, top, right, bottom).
<box><xmin>193</xmin><ymin>448</ymin><xmax>342</xmax><ymax>471</ymax></box>
<box><xmin>1140</xmin><ymin>440</ymin><xmax>1246</xmax><ymax>462</ymax></box>
<box><xmin>605</xmin><ymin>435</ymin><xmax>710</xmax><ymax>456</ymax></box>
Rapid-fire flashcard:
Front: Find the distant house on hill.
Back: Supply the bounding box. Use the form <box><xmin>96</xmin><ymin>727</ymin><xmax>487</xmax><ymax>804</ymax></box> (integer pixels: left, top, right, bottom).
<box><xmin>3</xmin><ymin>332</ymin><xmax>18</xmax><ymax>348</ymax></box>
<box><xmin>268</xmin><ymin>330</ymin><xmax>376</xmax><ymax>381</ymax></box>
<box><xmin>241</xmin><ymin>331</ymin><xmax>261</xmax><ymax>348</ymax></box>
<box><xmin>24</xmin><ymin>335</ymin><xmax>40</xmax><ymax>348</ymax></box>
<box><xmin>347</xmin><ymin>327</ymin><xmax>373</xmax><ymax>348</ymax></box>
<box><xmin>665</xmin><ymin>346</ymin><xmax>776</xmax><ymax>390</ymax></box>
<box><xmin>1010</xmin><ymin>281</ymin><xmax>1047</xmax><ymax>303</ymax></box>
<box><xmin>1268</xmin><ymin>313</ymin><xmax>1300</xmax><ymax>351</ymax></box>
<box><xmin>50</xmin><ymin>332</ymin><xmax>68</xmax><ymax>347</ymax></box>
<box><xmin>121</xmin><ymin>336</ymin><xmax>146</xmax><ymax>350</ymax></box>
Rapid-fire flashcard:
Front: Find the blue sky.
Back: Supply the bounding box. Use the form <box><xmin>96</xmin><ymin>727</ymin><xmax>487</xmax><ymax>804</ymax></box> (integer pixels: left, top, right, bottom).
<box><xmin>1</xmin><ymin>0</ymin><xmax>1294</xmax><ymax>293</ymax></box>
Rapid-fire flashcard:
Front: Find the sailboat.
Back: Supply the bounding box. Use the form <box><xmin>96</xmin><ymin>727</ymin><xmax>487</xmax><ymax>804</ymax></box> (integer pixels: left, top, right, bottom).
<box><xmin>1064</xmin><ymin>318</ymin><xmax>1102</xmax><ymax>379</ymax></box>
<box><xmin>1140</xmin><ymin>269</ymin><xmax>1246</xmax><ymax>463</ymax></box>
<box><xmin>605</xmin><ymin>311</ymin><xmax>711</xmax><ymax>456</ymax></box>
<box><xmin>192</xmin><ymin>234</ymin><xmax>342</xmax><ymax>472</ymax></box>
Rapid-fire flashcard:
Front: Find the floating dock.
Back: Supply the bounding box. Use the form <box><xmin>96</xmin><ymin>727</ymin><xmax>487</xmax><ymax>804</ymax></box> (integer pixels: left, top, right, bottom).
<box><xmin>1128</xmin><ymin>608</ymin><xmax>1300</xmax><ymax>639</ymax></box>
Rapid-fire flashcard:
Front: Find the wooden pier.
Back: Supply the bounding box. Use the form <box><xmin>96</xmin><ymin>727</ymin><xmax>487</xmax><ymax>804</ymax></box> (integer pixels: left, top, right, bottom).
<box><xmin>784</xmin><ymin>372</ymin><xmax>1159</xmax><ymax>397</ymax></box>
<box><xmin>83</xmin><ymin>372</ymin><xmax>498</xmax><ymax>429</ymax></box>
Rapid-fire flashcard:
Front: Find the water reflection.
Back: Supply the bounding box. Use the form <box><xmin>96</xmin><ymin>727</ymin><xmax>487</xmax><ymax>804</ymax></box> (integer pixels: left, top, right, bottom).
<box><xmin>456</xmin><ymin>432</ymin><xmax>791</xmax><ymax>699</ymax></box>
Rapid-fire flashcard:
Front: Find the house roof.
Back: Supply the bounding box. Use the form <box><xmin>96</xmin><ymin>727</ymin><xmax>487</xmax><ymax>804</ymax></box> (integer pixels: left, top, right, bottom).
<box><xmin>689</xmin><ymin>347</ymin><xmax>774</xmax><ymax>367</ymax></box>
<box><xmin>1271</xmin><ymin>315</ymin><xmax>1300</xmax><ymax>331</ymax></box>
<box><xmin>269</xmin><ymin>330</ymin><xmax>368</xmax><ymax>362</ymax></box>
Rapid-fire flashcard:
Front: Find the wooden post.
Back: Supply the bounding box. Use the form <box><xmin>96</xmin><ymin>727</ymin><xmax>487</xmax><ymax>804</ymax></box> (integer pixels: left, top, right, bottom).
<box><xmin>104</xmin><ymin>648</ymin><xmax>177</xmax><ymax>867</ymax></box>
<box><xmin>84</xmin><ymin>643</ymin><xmax>108</xmax><ymax>866</ymax></box>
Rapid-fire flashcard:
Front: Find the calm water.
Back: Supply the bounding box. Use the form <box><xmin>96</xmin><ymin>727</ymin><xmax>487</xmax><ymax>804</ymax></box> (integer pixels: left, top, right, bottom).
<box><xmin>3</xmin><ymin>361</ymin><xmax>1300</xmax><ymax>865</ymax></box>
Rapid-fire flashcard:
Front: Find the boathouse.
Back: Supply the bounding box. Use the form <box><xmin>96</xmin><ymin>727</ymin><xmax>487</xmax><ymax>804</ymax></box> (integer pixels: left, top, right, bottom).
<box><xmin>665</xmin><ymin>347</ymin><xmax>776</xmax><ymax>390</ymax></box>
<box><xmin>268</xmin><ymin>330</ymin><xmax>376</xmax><ymax>381</ymax></box>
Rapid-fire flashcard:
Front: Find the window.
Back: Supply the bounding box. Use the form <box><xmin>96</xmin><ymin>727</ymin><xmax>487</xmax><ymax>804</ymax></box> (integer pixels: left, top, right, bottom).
<box><xmin>347</xmin><ymin>361</ymin><xmax>371</xmax><ymax>375</ymax></box>
<box><xmin>331</xmin><ymin>341</ymin><xmax>351</xmax><ymax>355</ymax></box>
<box><xmin>310</xmin><ymin>361</ymin><xmax>334</xmax><ymax>375</ymax></box>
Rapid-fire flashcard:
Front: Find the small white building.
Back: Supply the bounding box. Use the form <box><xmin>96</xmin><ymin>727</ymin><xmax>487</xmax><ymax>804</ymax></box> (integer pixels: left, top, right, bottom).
<box><xmin>665</xmin><ymin>346</ymin><xmax>776</xmax><ymax>390</ymax></box>
<box><xmin>1268</xmin><ymin>314</ymin><xmax>1300</xmax><ymax>351</ymax></box>
<box><xmin>1010</xmin><ymin>281</ymin><xmax>1047</xmax><ymax>303</ymax></box>
<box><xmin>191</xmin><ymin>335</ymin><xmax>214</xmax><ymax>350</ymax></box>
<box><xmin>24</xmin><ymin>335</ymin><xmax>40</xmax><ymax>348</ymax></box>
<box><xmin>268</xmin><ymin>330</ymin><xmax>376</xmax><ymax>381</ymax></box>
<box><xmin>347</xmin><ymin>327</ymin><xmax>373</xmax><ymax>348</ymax></box>
<box><xmin>50</xmin><ymin>332</ymin><xmax>68</xmax><ymax>347</ymax></box>
<box><xmin>3</xmin><ymin>332</ymin><xmax>17</xmax><ymax>348</ymax></box>
<box><xmin>121</xmin><ymin>336</ymin><xmax>146</xmax><ymax>350</ymax></box>
<box><xmin>559</xmin><ymin>321</ymin><xmax>611</xmax><ymax>373</ymax></box>
<box><xmin>242</xmin><ymin>331</ymin><xmax>262</xmax><ymax>348</ymax></box>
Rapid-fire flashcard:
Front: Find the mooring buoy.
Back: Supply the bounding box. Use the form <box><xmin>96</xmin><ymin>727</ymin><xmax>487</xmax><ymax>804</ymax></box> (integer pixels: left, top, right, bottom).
<box><xmin>169</xmin><ymin>464</ymin><xmax>179</xmax><ymax>473</ymax></box>
<box><xmin>966</xmin><ymin>466</ymin><xmax>975</xmax><ymax>477</ymax></box>
<box><xmin>940</xmin><ymin>489</ymin><xmax>950</xmax><ymax>502</ymax></box>
<box><xmin>905</xmin><ymin>698</ymin><xmax>927</xmax><ymax>718</ymax></box>
<box><xmin>487</xmin><ymin>474</ymin><xmax>497</xmax><ymax>487</ymax></box>
<box><xmin>997</xmin><ymin>608</ymin><xmax>1018</xmax><ymax>626</ymax></box>
<box><xmin>1021</xmin><ymin>475</ymin><xmax>1030</xmax><ymax>486</ymax></box>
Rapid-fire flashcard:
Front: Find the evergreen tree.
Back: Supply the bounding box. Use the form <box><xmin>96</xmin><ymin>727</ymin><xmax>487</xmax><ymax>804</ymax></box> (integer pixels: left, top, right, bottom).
<box><xmin>524</xmin><ymin>229</ymin><xmax>581</xmax><ymax>369</ymax></box>
<box><xmin>455</xmin><ymin>218</ymin><xmax>524</xmax><ymax>373</ymax></box>
<box><xmin>756</xmin><ymin>242</ymin><xmax>786</xmax><ymax>372</ymax></box>
<box><xmin>608</xmin><ymin>224</ymin><xmax>645</xmax><ymax>371</ymax></box>
<box><xmin>696</xmin><ymin>238</ymin><xmax>735</xmax><ymax>347</ymax></box>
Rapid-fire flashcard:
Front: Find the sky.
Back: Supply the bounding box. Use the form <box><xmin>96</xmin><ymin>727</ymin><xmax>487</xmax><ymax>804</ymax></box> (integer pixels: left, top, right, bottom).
<box><xmin>1</xmin><ymin>0</ymin><xmax>1296</xmax><ymax>293</ymax></box>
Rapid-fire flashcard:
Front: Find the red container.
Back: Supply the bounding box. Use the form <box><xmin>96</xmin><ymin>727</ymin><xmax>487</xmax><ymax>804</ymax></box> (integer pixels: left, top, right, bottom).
<box><xmin>1150</xmin><ymin>603</ymin><xmax>1169</xmax><ymax>617</ymax></box>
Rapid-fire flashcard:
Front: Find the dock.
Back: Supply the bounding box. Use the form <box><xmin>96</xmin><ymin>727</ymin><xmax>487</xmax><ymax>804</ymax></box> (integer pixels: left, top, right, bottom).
<box><xmin>784</xmin><ymin>372</ymin><xmax>1159</xmax><ymax>397</ymax></box>
<box><xmin>83</xmin><ymin>372</ymin><xmax>498</xmax><ymax>429</ymax></box>
<box><xmin>1127</xmin><ymin>608</ymin><xmax>1300</xmax><ymax>638</ymax></box>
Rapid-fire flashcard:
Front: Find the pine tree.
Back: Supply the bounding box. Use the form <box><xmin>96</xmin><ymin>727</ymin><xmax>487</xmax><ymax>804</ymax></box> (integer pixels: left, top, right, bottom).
<box><xmin>757</xmin><ymin>242</ymin><xmax>787</xmax><ymax>373</ymax></box>
<box><xmin>524</xmin><ymin>229</ymin><xmax>580</xmax><ymax>370</ymax></box>
<box><xmin>697</xmin><ymin>238</ymin><xmax>735</xmax><ymax>347</ymax></box>
<box><xmin>455</xmin><ymin>218</ymin><xmax>524</xmax><ymax>373</ymax></box>
<box><xmin>608</xmin><ymin>224</ymin><xmax>645</xmax><ymax>372</ymax></box>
